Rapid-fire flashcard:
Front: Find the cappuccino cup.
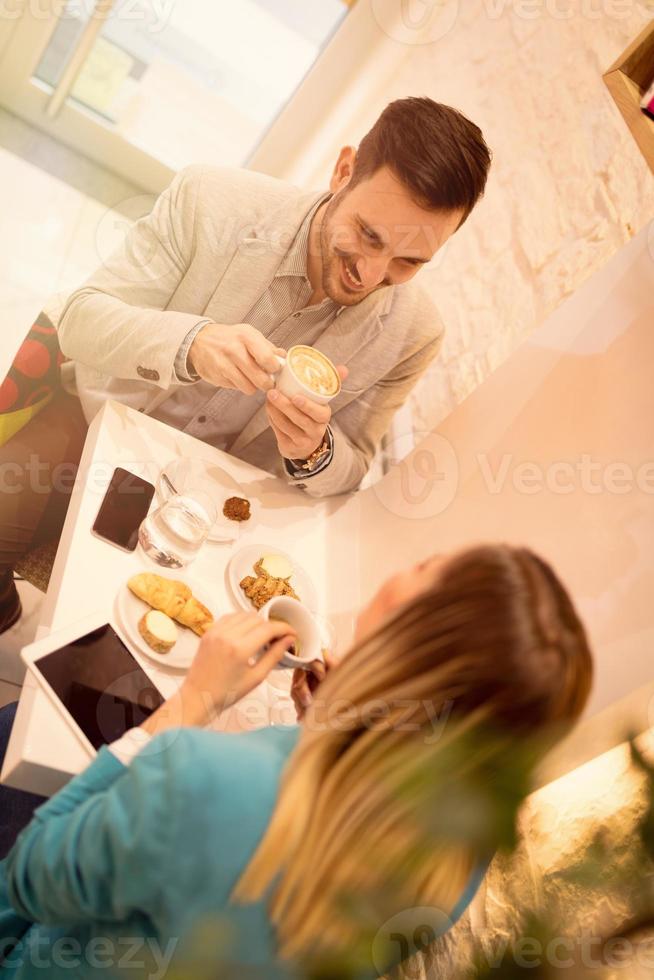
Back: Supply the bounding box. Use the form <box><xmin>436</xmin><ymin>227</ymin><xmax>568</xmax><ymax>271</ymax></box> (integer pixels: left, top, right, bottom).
<box><xmin>272</xmin><ymin>345</ymin><xmax>341</xmax><ymax>406</ymax></box>
<box><xmin>259</xmin><ymin>595</ymin><xmax>323</xmax><ymax>669</ymax></box>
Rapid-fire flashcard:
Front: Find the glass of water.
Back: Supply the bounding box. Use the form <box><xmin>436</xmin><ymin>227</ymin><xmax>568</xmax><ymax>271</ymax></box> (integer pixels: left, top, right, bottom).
<box><xmin>138</xmin><ymin>488</ymin><xmax>217</xmax><ymax>569</ymax></box>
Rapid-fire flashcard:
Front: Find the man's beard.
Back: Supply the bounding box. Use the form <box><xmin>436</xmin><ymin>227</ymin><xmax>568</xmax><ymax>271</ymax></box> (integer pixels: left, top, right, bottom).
<box><xmin>318</xmin><ymin>193</ymin><xmax>379</xmax><ymax>307</ymax></box>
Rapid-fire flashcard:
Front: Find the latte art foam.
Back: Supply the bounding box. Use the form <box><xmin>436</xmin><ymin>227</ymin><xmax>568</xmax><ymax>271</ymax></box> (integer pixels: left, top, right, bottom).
<box><xmin>288</xmin><ymin>347</ymin><xmax>340</xmax><ymax>396</ymax></box>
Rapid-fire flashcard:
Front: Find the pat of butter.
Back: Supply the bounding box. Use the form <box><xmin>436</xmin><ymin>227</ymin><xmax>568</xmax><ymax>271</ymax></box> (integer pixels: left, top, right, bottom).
<box><xmin>260</xmin><ymin>554</ymin><xmax>293</xmax><ymax>579</ymax></box>
<box><xmin>144</xmin><ymin>609</ymin><xmax>178</xmax><ymax>643</ymax></box>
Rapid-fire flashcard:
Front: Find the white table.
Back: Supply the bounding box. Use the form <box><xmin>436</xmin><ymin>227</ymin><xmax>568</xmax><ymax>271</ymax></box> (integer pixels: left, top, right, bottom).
<box><xmin>4</xmin><ymin>223</ymin><xmax>654</xmax><ymax>795</ymax></box>
<box><xmin>2</xmin><ymin>400</ymin><xmax>360</xmax><ymax>794</ymax></box>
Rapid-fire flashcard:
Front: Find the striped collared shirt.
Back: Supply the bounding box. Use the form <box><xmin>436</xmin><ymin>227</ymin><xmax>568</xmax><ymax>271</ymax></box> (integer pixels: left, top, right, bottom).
<box><xmin>174</xmin><ymin>190</ymin><xmax>340</xmax><ymax>381</ymax></box>
<box><xmin>162</xmin><ymin>191</ymin><xmax>339</xmax><ymax>476</ymax></box>
<box><xmin>240</xmin><ymin>190</ymin><xmax>344</xmax><ymax>349</ymax></box>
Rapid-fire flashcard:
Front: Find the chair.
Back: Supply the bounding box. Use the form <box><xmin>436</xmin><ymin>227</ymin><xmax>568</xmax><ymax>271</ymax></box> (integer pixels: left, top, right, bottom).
<box><xmin>14</xmin><ymin>541</ymin><xmax>58</xmax><ymax>594</ymax></box>
<box><xmin>2</xmin><ymin>313</ymin><xmax>65</xmax><ymax>595</ymax></box>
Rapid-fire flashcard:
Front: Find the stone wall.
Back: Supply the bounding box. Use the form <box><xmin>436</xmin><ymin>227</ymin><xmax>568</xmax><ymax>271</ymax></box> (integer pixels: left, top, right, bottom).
<box><xmin>395</xmin><ymin>732</ymin><xmax>654</xmax><ymax>978</ymax></box>
<box><xmin>400</xmin><ymin>0</ymin><xmax>654</xmax><ymax>436</ymax></box>
<box><xmin>299</xmin><ymin>1</ymin><xmax>654</xmax><ymax>443</ymax></box>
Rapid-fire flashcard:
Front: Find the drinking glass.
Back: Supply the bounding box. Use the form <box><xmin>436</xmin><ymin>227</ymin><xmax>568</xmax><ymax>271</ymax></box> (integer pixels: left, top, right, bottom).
<box><xmin>138</xmin><ymin>488</ymin><xmax>217</xmax><ymax>569</ymax></box>
<box><xmin>157</xmin><ymin>457</ymin><xmax>250</xmax><ymax>543</ymax></box>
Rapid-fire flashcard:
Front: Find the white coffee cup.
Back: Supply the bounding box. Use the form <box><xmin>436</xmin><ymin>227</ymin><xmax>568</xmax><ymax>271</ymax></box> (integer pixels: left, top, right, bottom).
<box><xmin>259</xmin><ymin>595</ymin><xmax>323</xmax><ymax>669</ymax></box>
<box><xmin>271</xmin><ymin>345</ymin><xmax>341</xmax><ymax>406</ymax></box>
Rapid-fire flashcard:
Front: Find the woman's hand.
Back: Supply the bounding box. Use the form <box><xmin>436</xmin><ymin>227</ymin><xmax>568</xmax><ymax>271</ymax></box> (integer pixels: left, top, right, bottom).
<box><xmin>290</xmin><ymin>651</ymin><xmax>336</xmax><ymax>720</ymax></box>
<box><xmin>141</xmin><ymin>613</ymin><xmax>296</xmax><ymax>736</ymax></box>
<box><xmin>184</xmin><ymin>612</ymin><xmax>296</xmax><ymax>712</ymax></box>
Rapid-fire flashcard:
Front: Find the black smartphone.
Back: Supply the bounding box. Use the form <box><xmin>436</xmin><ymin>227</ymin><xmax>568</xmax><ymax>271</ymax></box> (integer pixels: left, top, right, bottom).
<box><xmin>91</xmin><ymin>467</ymin><xmax>155</xmax><ymax>552</ymax></box>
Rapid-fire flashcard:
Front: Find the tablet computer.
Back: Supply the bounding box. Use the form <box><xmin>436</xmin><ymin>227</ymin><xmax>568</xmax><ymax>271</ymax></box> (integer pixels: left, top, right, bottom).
<box><xmin>21</xmin><ymin>614</ymin><xmax>165</xmax><ymax>758</ymax></box>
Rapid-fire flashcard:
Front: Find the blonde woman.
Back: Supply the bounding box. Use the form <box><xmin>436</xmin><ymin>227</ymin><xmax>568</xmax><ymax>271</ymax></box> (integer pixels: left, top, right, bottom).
<box><xmin>0</xmin><ymin>544</ymin><xmax>592</xmax><ymax>978</ymax></box>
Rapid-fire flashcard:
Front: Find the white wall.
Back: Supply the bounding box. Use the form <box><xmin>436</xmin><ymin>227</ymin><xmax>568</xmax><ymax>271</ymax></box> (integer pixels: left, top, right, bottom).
<box><xmin>340</xmin><ymin>220</ymin><xmax>654</xmax><ymax>778</ymax></box>
<box><xmin>286</xmin><ymin>0</ymin><xmax>654</xmax><ymax>443</ymax></box>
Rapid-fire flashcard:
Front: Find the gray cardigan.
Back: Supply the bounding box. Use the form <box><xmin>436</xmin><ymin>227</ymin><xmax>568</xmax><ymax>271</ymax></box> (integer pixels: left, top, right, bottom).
<box><xmin>52</xmin><ymin>165</ymin><xmax>444</xmax><ymax>497</ymax></box>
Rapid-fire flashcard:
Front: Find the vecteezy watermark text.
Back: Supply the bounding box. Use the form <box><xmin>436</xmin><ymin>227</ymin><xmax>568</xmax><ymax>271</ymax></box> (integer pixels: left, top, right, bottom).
<box><xmin>369</xmin><ymin>0</ymin><xmax>638</xmax><ymax>48</ymax></box>
<box><xmin>372</xmin><ymin>913</ymin><xmax>654</xmax><ymax>976</ymax></box>
<box><xmin>1</xmin><ymin>450</ymin><xmax>652</xmax><ymax>508</ymax></box>
<box><xmin>0</xmin><ymin>935</ymin><xmax>177</xmax><ymax>979</ymax></box>
<box><xmin>0</xmin><ymin>0</ymin><xmax>174</xmax><ymax>32</ymax></box>
<box><xmin>374</xmin><ymin>434</ymin><xmax>654</xmax><ymax>520</ymax></box>
<box><xmin>478</xmin><ymin>453</ymin><xmax>654</xmax><ymax>496</ymax></box>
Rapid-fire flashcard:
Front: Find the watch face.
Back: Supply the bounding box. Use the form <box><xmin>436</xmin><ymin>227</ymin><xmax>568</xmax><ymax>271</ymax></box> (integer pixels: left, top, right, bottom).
<box><xmin>292</xmin><ymin>443</ymin><xmax>326</xmax><ymax>471</ymax></box>
<box><xmin>308</xmin><ymin>443</ymin><xmax>330</xmax><ymax>469</ymax></box>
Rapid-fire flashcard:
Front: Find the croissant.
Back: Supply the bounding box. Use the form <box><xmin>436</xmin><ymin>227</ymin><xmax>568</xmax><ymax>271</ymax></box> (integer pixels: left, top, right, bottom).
<box><xmin>128</xmin><ymin>573</ymin><xmax>214</xmax><ymax>637</ymax></box>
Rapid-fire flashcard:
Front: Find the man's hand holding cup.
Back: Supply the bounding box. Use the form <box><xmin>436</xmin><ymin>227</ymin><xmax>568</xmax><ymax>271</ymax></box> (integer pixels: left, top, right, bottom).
<box><xmin>265</xmin><ymin>345</ymin><xmax>348</xmax><ymax>461</ymax></box>
<box><xmin>189</xmin><ymin>322</ymin><xmax>285</xmax><ymax>394</ymax></box>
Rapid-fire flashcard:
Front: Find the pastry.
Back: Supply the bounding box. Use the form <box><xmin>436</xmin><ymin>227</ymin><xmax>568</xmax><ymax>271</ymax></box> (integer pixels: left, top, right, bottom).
<box><xmin>128</xmin><ymin>573</ymin><xmax>214</xmax><ymax>636</ymax></box>
<box><xmin>138</xmin><ymin>610</ymin><xmax>178</xmax><ymax>654</ymax></box>
<box><xmin>239</xmin><ymin>554</ymin><xmax>300</xmax><ymax>610</ymax></box>
<box><xmin>223</xmin><ymin>496</ymin><xmax>251</xmax><ymax>522</ymax></box>
<box><xmin>175</xmin><ymin>594</ymin><xmax>213</xmax><ymax>636</ymax></box>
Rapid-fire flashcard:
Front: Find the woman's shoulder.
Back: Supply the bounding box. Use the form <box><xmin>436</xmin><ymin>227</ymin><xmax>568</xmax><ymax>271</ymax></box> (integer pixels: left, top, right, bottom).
<box><xmin>133</xmin><ymin>725</ymin><xmax>302</xmax><ymax>901</ymax></box>
<box><xmin>143</xmin><ymin>724</ymin><xmax>301</xmax><ymax>806</ymax></box>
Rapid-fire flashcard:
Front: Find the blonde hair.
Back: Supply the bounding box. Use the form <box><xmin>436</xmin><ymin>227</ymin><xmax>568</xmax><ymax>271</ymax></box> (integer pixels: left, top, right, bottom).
<box><xmin>233</xmin><ymin>545</ymin><xmax>593</xmax><ymax>965</ymax></box>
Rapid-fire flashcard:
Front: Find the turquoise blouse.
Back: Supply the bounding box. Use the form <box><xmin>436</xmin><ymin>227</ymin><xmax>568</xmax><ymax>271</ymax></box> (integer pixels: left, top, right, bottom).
<box><xmin>0</xmin><ymin>725</ymin><xmax>488</xmax><ymax>979</ymax></box>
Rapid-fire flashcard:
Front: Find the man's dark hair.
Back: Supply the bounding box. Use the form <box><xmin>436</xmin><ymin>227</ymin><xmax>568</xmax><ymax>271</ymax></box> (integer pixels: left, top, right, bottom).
<box><xmin>350</xmin><ymin>97</ymin><xmax>492</xmax><ymax>228</ymax></box>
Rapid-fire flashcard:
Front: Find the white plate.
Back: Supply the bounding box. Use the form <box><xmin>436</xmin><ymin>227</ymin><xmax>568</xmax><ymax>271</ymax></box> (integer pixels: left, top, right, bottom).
<box><xmin>115</xmin><ymin>572</ymin><xmax>220</xmax><ymax>671</ymax></box>
<box><xmin>157</xmin><ymin>458</ymin><xmax>259</xmax><ymax>543</ymax></box>
<box><xmin>226</xmin><ymin>544</ymin><xmax>318</xmax><ymax>614</ymax></box>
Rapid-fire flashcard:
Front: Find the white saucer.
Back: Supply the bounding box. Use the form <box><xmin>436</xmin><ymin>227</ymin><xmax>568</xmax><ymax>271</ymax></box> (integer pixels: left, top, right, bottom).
<box><xmin>115</xmin><ymin>572</ymin><xmax>219</xmax><ymax>671</ymax></box>
<box><xmin>226</xmin><ymin>544</ymin><xmax>318</xmax><ymax>613</ymax></box>
<box><xmin>157</xmin><ymin>459</ymin><xmax>259</xmax><ymax>543</ymax></box>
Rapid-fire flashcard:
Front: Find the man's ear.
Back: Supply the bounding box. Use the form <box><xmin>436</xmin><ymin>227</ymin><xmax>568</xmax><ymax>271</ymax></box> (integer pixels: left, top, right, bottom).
<box><xmin>330</xmin><ymin>145</ymin><xmax>357</xmax><ymax>193</ymax></box>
